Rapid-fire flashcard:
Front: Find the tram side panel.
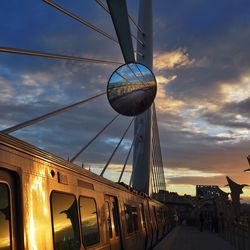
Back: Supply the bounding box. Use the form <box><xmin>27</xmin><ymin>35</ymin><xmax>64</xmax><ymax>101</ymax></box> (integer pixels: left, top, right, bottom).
<box><xmin>0</xmin><ymin>144</ymin><xmax>111</xmax><ymax>250</ymax></box>
<box><xmin>119</xmin><ymin>192</ymin><xmax>146</xmax><ymax>250</ymax></box>
<box><xmin>0</xmin><ymin>142</ymin><xmax>171</xmax><ymax>250</ymax></box>
<box><xmin>148</xmin><ymin>201</ymin><xmax>158</xmax><ymax>247</ymax></box>
<box><xmin>0</xmin><ymin>145</ymin><xmax>54</xmax><ymax>250</ymax></box>
<box><xmin>49</xmin><ymin>169</ymin><xmax>107</xmax><ymax>250</ymax></box>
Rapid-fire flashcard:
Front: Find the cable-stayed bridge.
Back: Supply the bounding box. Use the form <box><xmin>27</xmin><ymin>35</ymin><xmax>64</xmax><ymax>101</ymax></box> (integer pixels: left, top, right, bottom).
<box><xmin>0</xmin><ymin>0</ymin><xmax>166</xmax><ymax>196</ymax></box>
<box><xmin>1</xmin><ymin>1</ymin><xmax>249</xmax><ymax>250</ymax></box>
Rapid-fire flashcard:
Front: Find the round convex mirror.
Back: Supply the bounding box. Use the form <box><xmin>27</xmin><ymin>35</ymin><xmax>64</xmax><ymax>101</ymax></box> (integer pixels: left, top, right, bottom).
<box><xmin>107</xmin><ymin>63</ymin><xmax>157</xmax><ymax>116</ymax></box>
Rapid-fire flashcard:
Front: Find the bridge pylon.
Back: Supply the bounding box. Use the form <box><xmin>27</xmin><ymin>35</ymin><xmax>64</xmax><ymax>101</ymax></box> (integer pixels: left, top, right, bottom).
<box><xmin>132</xmin><ymin>0</ymin><xmax>153</xmax><ymax>195</ymax></box>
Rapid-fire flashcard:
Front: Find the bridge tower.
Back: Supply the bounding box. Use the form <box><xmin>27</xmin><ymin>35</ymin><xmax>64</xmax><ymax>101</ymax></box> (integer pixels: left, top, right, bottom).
<box><xmin>132</xmin><ymin>0</ymin><xmax>153</xmax><ymax>195</ymax></box>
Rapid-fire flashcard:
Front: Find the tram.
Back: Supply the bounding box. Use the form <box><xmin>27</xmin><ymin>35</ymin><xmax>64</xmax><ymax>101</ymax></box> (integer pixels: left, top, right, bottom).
<box><xmin>0</xmin><ymin>132</ymin><xmax>171</xmax><ymax>250</ymax></box>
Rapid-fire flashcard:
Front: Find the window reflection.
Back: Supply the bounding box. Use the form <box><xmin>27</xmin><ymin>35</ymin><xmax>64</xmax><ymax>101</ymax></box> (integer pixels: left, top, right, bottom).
<box><xmin>105</xmin><ymin>201</ymin><xmax>112</xmax><ymax>238</ymax></box>
<box><xmin>80</xmin><ymin>197</ymin><xmax>100</xmax><ymax>247</ymax></box>
<box><xmin>124</xmin><ymin>204</ymin><xmax>133</xmax><ymax>233</ymax></box>
<box><xmin>112</xmin><ymin>201</ymin><xmax>120</xmax><ymax>236</ymax></box>
<box><xmin>125</xmin><ymin>204</ymin><xmax>139</xmax><ymax>233</ymax></box>
<box><xmin>131</xmin><ymin>207</ymin><xmax>139</xmax><ymax>231</ymax></box>
<box><xmin>79</xmin><ymin>197</ymin><xmax>100</xmax><ymax>247</ymax></box>
<box><xmin>51</xmin><ymin>192</ymin><xmax>80</xmax><ymax>250</ymax></box>
<box><xmin>0</xmin><ymin>183</ymin><xmax>11</xmax><ymax>250</ymax></box>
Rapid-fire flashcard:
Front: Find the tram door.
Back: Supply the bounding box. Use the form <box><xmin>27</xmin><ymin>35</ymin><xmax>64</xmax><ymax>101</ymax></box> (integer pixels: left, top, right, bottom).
<box><xmin>105</xmin><ymin>195</ymin><xmax>122</xmax><ymax>250</ymax></box>
<box><xmin>0</xmin><ymin>169</ymin><xmax>18</xmax><ymax>250</ymax></box>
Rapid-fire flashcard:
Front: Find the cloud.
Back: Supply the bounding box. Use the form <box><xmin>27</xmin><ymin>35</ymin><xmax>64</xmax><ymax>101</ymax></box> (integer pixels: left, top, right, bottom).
<box><xmin>155</xmin><ymin>74</ymin><xmax>177</xmax><ymax>85</ymax></box>
<box><xmin>220</xmin><ymin>73</ymin><xmax>250</xmax><ymax>103</ymax></box>
<box><xmin>165</xmin><ymin>168</ymin><xmax>223</xmax><ymax>179</ymax></box>
<box><xmin>155</xmin><ymin>87</ymin><xmax>185</xmax><ymax>114</ymax></box>
<box><xmin>154</xmin><ymin>48</ymin><xmax>195</xmax><ymax>71</ymax></box>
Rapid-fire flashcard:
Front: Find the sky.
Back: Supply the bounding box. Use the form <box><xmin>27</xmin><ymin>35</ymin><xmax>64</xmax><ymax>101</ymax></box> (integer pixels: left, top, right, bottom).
<box><xmin>0</xmin><ymin>0</ymin><xmax>250</xmax><ymax>201</ymax></box>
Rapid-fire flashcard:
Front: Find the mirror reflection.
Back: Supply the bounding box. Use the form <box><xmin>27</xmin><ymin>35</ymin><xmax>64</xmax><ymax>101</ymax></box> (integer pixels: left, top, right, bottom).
<box><xmin>107</xmin><ymin>63</ymin><xmax>157</xmax><ymax>116</ymax></box>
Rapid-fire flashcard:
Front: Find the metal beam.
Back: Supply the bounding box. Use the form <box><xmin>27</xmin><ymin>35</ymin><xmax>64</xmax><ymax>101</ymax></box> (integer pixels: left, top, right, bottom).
<box><xmin>106</xmin><ymin>0</ymin><xmax>135</xmax><ymax>63</ymax></box>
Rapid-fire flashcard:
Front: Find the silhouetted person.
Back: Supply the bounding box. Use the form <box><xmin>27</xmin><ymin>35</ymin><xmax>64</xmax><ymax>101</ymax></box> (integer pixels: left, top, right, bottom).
<box><xmin>200</xmin><ymin>211</ymin><xmax>204</xmax><ymax>232</ymax></box>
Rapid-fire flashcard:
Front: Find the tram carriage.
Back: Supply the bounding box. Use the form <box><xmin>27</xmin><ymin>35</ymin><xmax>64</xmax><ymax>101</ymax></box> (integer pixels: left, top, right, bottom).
<box><xmin>0</xmin><ymin>132</ymin><xmax>170</xmax><ymax>250</ymax></box>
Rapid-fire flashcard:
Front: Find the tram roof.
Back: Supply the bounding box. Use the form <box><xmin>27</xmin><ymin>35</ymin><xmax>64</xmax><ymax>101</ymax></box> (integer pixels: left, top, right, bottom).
<box><xmin>0</xmin><ymin>132</ymin><xmax>159</xmax><ymax>202</ymax></box>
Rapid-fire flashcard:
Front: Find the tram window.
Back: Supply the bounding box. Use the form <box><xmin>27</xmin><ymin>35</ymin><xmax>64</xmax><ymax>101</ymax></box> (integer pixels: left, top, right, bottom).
<box><xmin>51</xmin><ymin>192</ymin><xmax>80</xmax><ymax>250</ymax></box>
<box><xmin>105</xmin><ymin>202</ymin><xmax>112</xmax><ymax>238</ymax></box>
<box><xmin>79</xmin><ymin>197</ymin><xmax>100</xmax><ymax>247</ymax></box>
<box><xmin>0</xmin><ymin>183</ymin><xmax>11</xmax><ymax>250</ymax></box>
<box><xmin>131</xmin><ymin>207</ymin><xmax>139</xmax><ymax>231</ymax></box>
<box><xmin>124</xmin><ymin>204</ymin><xmax>133</xmax><ymax>233</ymax></box>
<box><xmin>112</xmin><ymin>201</ymin><xmax>120</xmax><ymax>236</ymax></box>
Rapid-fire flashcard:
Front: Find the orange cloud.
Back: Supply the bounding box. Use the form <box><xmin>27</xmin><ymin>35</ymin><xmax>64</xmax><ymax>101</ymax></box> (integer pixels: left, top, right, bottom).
<box><xmin>154</xmin><ymin>48</ymin><xmax>195</xmax><ymax>71</ymax></box>
<box><xmin>156</xmin><ymin>74</ymin><xmax>177</xmax><ymax>85</ymax></box>
<box><xmin>155</xmin><ymin>85</ymin><xmax>185</xmax><ymax>114</ymax></box>
<box><xmin>220</xmin><ymin>73</ymin><xmax>250</xmax><ymax>102</ymax></box>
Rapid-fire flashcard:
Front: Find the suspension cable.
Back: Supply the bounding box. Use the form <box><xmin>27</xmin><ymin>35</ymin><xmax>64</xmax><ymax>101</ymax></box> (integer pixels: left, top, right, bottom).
<box><xmin>116</xmin><ymin>63</ymin><xmax>144</xmax><ymax>84</ymax></box>
<box><xmin>152</xmin><ymin>103</ymin><xmax>166</xmax><ymax>190</ymax></box>
<box><xmin>95</xmin><ymin>0</ymin><xmax>144</xmax><ymax>47</ymax></box>
<box><xmin>135</xmin><ymin>51</ymin><xmax>144</xmax><ymax>57</ymax></box>
<box><xmin>126</xmin><ymin>63</ymin><xmax>145</xmax><ymax>85</ymax></box>
<box><xmin>129</xmin><ymin>134</ymin><xmax>142</xmax><ymax>187</ymax></box>
<box><xmin>153</xmin><ymin>131</ymin><xmax>160</xmax><ymax>193</ymax></box>
<box><xmin>151</xmin><ymin>130</ymin><xmax>158</xmax><ymax>193</ymax></box>
<box><xmin>127</xmin><ymin>13</ymin><xmax>144</xmax><ymax>35</ymax></box>
<box><xmin>152</xmin><ymin>106</ymin><xmax>161</xmax><ymax>192</ymax></box>
<box><xmin>100</xmin><ymin>118</ymin><xmax>134</xmax><ymax>176</ymax></box>
<box><xmin>2</xmin><ymin>92</ymin><xmax>106</xmax><ymax>134</ymax></box>
<box><xmin>95</xmin><ymin>0</ymin><xmax>144</xmax><ymax>35</ymax></box>
<box><xmin>135</xmin><ymin>63</ymin><xmax>147</xmax><ymax>82</ymax></box>
<box><xmin>118</xmin><ymin>141</ymin><xmax>133</xmax><ymax>183</ymax></box>
<box><xmin>0</xmin><ymin>47</ymin><xmax>122</xmax><ymax>65</ymax></box>
<box><xmin>70</xmin><ymin>114</ymin><xmax>120</xmax><ymax>163</ymax></box>
<box><xmin>118</xmin><ymin>123</ymin><xmax>142</xmax><ymax>183</ymax></box>
<box><xmin>95</xmin><ymin>0</ymin><xmax>110</xmax><ymax>13</ymax></box>
<box><xmin>43</xmin><ymin>0</ymin><xmax>118</xmax><ymax>43</ymax></box>
<box><xmin>130</xmin><ymin>33</ymin><xmax>144</xmax><ymax>47</ymax></box>
<box><xmin>115</xmin><ymin>71</ymin><xmax>132</xmax><ymax>84</ymax></box>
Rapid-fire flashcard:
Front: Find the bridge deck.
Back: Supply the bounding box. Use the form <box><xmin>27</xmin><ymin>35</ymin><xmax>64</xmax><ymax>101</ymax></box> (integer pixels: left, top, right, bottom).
<box><xmin>154</xmin><ymin>225</ymin><xmax>236</xmax><ymax>250</ymax></box>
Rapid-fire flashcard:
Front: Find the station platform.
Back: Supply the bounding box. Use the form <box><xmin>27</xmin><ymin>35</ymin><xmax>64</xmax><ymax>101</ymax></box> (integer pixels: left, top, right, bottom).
<box><xmin>154</xmin><ymin>225</ymin><xmax>236</xmax><ymax>250</ymax></box>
